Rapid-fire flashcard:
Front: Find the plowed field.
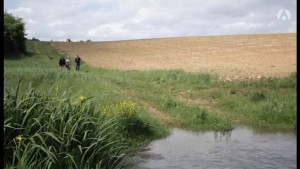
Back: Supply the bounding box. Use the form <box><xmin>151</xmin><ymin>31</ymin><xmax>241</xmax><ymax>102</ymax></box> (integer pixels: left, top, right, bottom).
<box><xmin>51</xmin><ymin>33</ymin><xmax>296</xmax><ymax>80</ymax></box>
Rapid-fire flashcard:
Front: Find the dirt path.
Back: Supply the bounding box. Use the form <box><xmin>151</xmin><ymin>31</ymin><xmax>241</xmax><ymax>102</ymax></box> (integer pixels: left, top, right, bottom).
<box><xmin>115</xmin><ymin>88</ymin><xmax>175</xmax><ymax>126</ymax></box>
<box><xmin>140</xmin><ymin>102</ymin><xmax>175</xmax><ymax>126</ymax></box>
<box><xmin>51</xmin><ymin>33</ymin><xmax>296</xmax><ymax>80</ymax></box>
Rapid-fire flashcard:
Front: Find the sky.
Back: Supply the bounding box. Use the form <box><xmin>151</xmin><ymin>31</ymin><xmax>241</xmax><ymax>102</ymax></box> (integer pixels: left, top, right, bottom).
<box><xmin>4</xmin><ymin>0</ymin><xmax>296</xmax><ymax>42</ymax></box>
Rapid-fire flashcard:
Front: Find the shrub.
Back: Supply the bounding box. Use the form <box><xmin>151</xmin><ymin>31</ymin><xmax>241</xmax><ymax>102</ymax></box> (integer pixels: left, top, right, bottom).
<box><xmin>31</xmin><ymin>37</ymin><xmax>40</xmax><ymax>41</ymax></box>
<box><xmin>102</xmin><ymin>101</ymin><xmax>154</xmax><ymax>137</ymax></box>
<box><xmin>4</xmin><ymin>11</ymin><xmax>27</xmax><ymax>53</ymax></box>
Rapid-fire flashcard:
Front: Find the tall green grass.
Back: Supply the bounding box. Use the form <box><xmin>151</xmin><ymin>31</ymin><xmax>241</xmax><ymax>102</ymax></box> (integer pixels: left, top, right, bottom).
<box><xmin>94</xmin><ymin>69</ymin><xmax>296</xmax><ymax>129</ymax></box>
<box><xmin>4</xmin><ymin>65</ymin><xmax>232</xmax><ymax>131</ymax></box>
<box><xmin>86</xmin><ymin>69</ymin><xmax>232</xmax><ymax>130</ymax></box>
<box><xmin>4</xmin><ymin>81</ymin><xmax>128</xmax><ymax>169</ymax></box>
<box><xmin>177</xmin><ymin>73</ymin><xmax>297</xmax><ymax>129</ymax></box>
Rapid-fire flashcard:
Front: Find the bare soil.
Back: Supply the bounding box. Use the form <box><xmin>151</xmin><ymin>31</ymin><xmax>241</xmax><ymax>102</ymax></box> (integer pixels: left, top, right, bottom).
<box><xmin>51</xmin><ymin>33</ymin><xmax>296</xmax><ymax>80</ymax></box>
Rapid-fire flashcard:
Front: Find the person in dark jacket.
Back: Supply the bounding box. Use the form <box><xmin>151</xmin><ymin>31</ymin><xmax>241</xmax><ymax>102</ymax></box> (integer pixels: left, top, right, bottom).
<box><xmin>59</xmin><ymin>56</ymin><xmax>65</xmax><ymax>70</ymax></box>
<box><xmin>75</xmin><ymin>55</ymin><xmax>81</xmax><ymax>71</ymax></box>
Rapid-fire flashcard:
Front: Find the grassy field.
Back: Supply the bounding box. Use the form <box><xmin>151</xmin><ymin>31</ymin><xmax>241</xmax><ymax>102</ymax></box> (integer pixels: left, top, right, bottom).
<box><xmin>5</xmin><ymin>40</ymin><xmax>296</xmax><ymax>129</ymax></box>
<box><xmin>4</xmin><ymin>39</ymin><xmax>296</xmax><ymax>168</ymax></box>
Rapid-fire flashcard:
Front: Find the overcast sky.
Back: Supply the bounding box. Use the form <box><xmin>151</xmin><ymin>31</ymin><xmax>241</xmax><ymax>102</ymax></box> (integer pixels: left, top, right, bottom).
<box><xmin>4</xmin><ymin>0</ymin><xmax>296</xmax><ymax>41</ymax></box>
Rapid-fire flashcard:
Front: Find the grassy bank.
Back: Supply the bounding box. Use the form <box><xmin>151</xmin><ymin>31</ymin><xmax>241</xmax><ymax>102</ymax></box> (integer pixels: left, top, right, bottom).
<box><xmin>4</xmin><ymin>41</ymin><xmax>170</xmax><ymax>168</ymax></box>
<box><xmin>5</xmin><ymin>41</ymin><xmax>296</xmax><ymax>130</ymax></box>
<box><xmin>90</xmin><ymin>69</ymin><xmax>296</xmax><ymax>129</ymax></box>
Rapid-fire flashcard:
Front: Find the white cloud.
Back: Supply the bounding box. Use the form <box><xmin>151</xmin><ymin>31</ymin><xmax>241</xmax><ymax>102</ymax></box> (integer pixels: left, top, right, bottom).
<box><xmin>88</xmin><ymin>23</ymin><xmax>127</xmax><ymax>37</ymax></box>
<box><xmin>4</xmin><ymin>0</ymin><xmax>296</xmax><ymax>41</ymax></box>
<box><xmin>288</xmin><ymin>21</ymin><xmax>297</xmax><ymax>32</ymax></box>
<box><xmin>28</xmin><ymin>19</ymin><xmax>37</xmax><ymax>24</ymax></box>
<box><xmin>7</xmin><ymin>6</ymin><xmax>33</xmax><ymax>15</ymax></box>
<box><xmin>48</xmin><ymin>21</ymin><xmax>71</xmax><ymax>28</ymax></box>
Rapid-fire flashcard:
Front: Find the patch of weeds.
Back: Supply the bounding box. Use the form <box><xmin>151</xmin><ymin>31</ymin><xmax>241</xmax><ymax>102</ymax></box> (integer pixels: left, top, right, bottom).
<box><xmin>230</xmin><ymin>89</ymin><xmax>237</xmax><ymax>95</ymax></box>
<box><xmin>250</xmin><ymin>92</ymin><xmax>267</xmax><ymax>102</ymax></box>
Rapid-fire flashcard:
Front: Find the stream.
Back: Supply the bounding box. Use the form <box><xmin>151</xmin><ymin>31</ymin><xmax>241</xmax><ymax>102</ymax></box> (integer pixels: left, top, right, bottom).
<box><xmin>125</xmin><ymin>125</ymin><xmax>296</xmax><ymax>169</ymax></box>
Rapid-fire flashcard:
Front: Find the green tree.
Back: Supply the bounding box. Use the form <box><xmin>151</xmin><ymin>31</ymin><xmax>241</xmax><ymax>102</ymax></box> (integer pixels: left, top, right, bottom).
<box><xmin>4</xmin><ymin>11</ymin><xmax>27</xmax><ymax>53</ymax></box>
<box><xmin>31</xmin><ymin>37</ymin><xmax>40</xmax><ymax>41</ymax></box>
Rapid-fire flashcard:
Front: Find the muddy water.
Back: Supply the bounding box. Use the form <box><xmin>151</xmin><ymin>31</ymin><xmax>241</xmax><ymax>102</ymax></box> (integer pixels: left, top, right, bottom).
<box><xmin>125</xmin><ymin>125</ymin><xmax>296</xmax><ymax>169</ymax></box>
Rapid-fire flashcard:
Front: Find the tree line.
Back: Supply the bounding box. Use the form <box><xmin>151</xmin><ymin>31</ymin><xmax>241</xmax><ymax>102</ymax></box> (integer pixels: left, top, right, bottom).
<box><xmin>4</xmin><ymin>11</ymin><xmax>27</xmax><ymax>53</ymax></box>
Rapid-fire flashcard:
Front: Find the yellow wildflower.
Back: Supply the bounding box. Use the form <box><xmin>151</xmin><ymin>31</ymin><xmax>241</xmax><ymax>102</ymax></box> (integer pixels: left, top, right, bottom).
<box><xmin>15</xmin><ymin>135</ymin><xmax>26</xmax><ymax>142</ymax></box>
<box><xmin>79</xmin><ymin>96</ymin><xmax>86</xmax><ymax>102</ymax></box>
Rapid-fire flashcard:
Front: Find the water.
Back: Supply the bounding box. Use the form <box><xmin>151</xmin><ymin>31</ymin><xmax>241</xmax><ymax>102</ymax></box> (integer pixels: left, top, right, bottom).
<box><xmin>125</xmin><ymin>125</ymin><xmax>296</xmax><ymax>169</ymax></box>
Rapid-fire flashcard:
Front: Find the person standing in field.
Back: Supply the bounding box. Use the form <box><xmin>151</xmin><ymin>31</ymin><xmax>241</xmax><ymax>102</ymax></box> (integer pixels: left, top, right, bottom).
<box><xmin>75</xmin><ymin>55</ymin><xmax>81</xmax><ymax>71</ymax></box>
<box><xmin>59</xmin><ymin>56</ymin><xmax>65</xmax><ymax>70</ymax></box>
<box><xmin>65</xmin><ymin>57</ymin><xmax>71</xmax><ymax>71</ymax></box>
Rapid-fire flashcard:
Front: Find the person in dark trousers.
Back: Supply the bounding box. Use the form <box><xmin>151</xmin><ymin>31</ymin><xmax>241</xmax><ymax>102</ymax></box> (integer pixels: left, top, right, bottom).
<box><xmin>75</xmin><ymin>55</ymin><xmax>81</xmax><ymax>71</ymax></box>
<box><xmin>59</xmin><ymin>56</ymin><xmax>65</xmax><ymax>70</ymax></box>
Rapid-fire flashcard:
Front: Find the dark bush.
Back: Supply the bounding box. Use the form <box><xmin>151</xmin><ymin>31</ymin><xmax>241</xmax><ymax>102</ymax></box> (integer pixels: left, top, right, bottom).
<box><xmin>4</xmin><ymin>11</ymin><xmax>27</xmax><ymax>53</ymax></box>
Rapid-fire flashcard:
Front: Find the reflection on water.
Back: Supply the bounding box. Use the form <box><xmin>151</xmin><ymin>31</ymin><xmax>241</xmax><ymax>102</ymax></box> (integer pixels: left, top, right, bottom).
<box><xmin>214</xmin><ymin>130</ymin><xmax>232</xmax><ymax>141</ymax></box>
<box><xmin>125</xmin><ymin>125</ymin><xmax>296</xmax><ymax>169</ymax></box>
